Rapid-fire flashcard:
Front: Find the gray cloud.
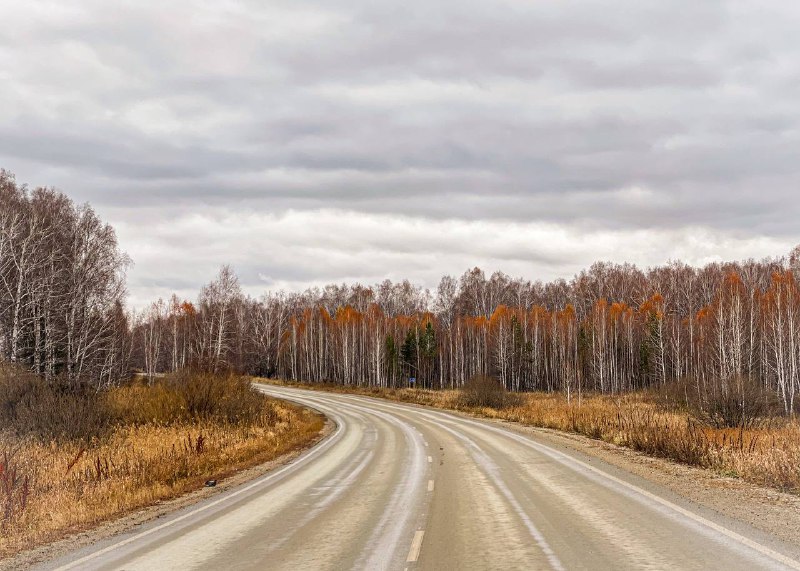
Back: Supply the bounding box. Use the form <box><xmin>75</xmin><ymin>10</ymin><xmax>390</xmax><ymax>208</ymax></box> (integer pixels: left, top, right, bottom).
<box><xmin>2</xmin><ymin>0</ymin><xmax>799</xmax><ymax>306</ymax></box>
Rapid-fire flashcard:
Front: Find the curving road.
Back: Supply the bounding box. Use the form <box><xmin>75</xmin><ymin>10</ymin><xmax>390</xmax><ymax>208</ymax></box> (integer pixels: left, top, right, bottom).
<box><xmin>38</xmin><ymin>385</ymin><xmax>800</xmax><ymax>571</ymax></box>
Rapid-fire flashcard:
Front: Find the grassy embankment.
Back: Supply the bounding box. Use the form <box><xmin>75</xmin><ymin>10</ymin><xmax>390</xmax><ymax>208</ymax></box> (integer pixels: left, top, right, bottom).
<box><xmin>0</xmin><ymin>367</ymin><xmax>324</xmax><ymax>557</ymax></box>
<box><xmin>270</xmin><ymin>377</ymin><xmax>800</xmax><ymax>494</ymax></box>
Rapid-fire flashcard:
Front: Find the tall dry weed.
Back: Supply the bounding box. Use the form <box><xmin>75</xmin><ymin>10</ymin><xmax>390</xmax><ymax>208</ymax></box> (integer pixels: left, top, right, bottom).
<box><xmin>0</xmin><ymin>371</ymin><xmax>324</xmax><ymax>557</ymax></box>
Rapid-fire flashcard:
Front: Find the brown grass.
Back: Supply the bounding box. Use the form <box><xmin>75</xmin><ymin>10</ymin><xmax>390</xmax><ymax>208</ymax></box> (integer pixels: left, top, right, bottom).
<box><xmin>0</xmin><ymin>374</ymin><xmax>324</xmax><ymax>557</ymax></box>
<box><xmin>270</xmin><ymin>380</ymin><xmax>800</xmax><ymax>494</ymax></box>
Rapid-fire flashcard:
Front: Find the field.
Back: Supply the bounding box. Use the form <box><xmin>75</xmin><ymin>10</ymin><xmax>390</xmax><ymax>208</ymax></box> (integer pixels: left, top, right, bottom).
<box><xmin>271</xmin><ymin>379</ymin><xmax>800</xmax><ymax>494</ymax></box>
<box><xmin>0</xmin><ymin>369</ymin><xmax>324</xmax><ymax>557</ymax></box>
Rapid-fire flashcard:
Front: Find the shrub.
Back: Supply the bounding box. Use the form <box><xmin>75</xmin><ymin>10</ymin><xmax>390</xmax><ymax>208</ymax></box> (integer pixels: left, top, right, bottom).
<box><xmin>458</xmin><ymin>375</ymin><xmax>521</xmax><ymax>409</ymax></box>
<box><xmin>105</xmin><ymin>382</ymin><xmax>185</xmax><ymax>426</ymax></box>
<box><xmin>110</xmin><ymin>370</ymin><xmax>273</xmax><ymax>427</ymax></box>
<box><xmin>0</xmin><ymin>364</ymin><xmax>111</xmax><ymax>442</ymax></box>
<box><xmin>652</xmin><ymin>376</ymin><xmax>781</xmax><ymax>429</ymax></box>
<box><xmin>698</xmin><ymin>375</ymin><xmax>782</xmax><ymax>429</ymax></box>
<box><xmin>167</xmin><ymin>370</ymin><xmax>268</xmax><ymax>425</ymax></box>
<box><xmin>0</xmin><ymin>365</ymin><xmax>274</xmax><ymax>442</ymax></box>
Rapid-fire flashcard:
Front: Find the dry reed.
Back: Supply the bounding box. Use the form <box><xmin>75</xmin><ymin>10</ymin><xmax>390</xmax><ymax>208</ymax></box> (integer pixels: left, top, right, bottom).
<box><xmin>0</xmin><ymin>388</ymin><xmax>323</xmax><ymax>557</ymax></box>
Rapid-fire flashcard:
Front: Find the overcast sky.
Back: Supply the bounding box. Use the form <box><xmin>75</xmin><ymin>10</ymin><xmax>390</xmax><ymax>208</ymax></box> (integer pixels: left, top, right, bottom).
<box><xmin>2</xmin><ymin>1</ymin><xmax>800</xmax><ymax>307</ymax></box>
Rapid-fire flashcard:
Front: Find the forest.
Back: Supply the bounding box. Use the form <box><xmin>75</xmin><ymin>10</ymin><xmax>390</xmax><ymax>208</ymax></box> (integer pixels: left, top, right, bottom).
<box><xmin>3</xmin><ymin>169</ymin><xmax>800</xmax><ymax>416</ymax></box>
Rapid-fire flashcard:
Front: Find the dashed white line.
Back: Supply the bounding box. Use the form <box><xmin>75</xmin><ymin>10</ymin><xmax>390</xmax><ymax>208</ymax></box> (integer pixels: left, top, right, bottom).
<box><xmin>427</xmin><ymin>455</ymin><xmax>433</xmax><ymax>463</ymax></box>
<box><xmin>427</xmin><ymin>417</ymin><xmax>565</xmax><ymax>571</ymax></box>
<box><xmin>428</xmin><ymin>480</ymin><xmax>435</xmax><ymax>492</ymax></box>
<box><xmin>406</xmin><ymin>530</ymin><xmax>425</xmax><ymax>563</ymax></box>
<box><xmin>411</xmin><ymin>405</ymin><xmax>800</xmax><ymax>571</ymax></box>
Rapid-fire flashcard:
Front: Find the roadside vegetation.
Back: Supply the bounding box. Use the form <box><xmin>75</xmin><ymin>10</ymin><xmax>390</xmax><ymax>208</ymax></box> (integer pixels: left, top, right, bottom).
<box><xmin>4</xmin><ymin>170</ymin><xmax>800</xmax><ymax>551</ymax></box>
<box><xmin>0</xmin><ymin>365</ymin><xmax>324</xmax><ymax>557</ymax></box>
<box><xmin>273</xmin><ymin>377</ymin><xmax>800</xmax><ymax>494</ymax></box>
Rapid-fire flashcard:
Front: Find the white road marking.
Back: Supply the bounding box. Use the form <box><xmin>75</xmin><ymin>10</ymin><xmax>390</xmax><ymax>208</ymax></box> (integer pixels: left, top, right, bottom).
<box><xmin>429</xmin><ymin>418</ymin><xmax>565</xmax><ymax>571</ymax></box>
<box><xmin>102</xmin><ymin>385</ymin><xmax>798</xmax><ymax>571</ymax></box>
<box><xmin>295</xmin><ymin>388</ymin><xmax>800</xmax><ymax>571</ymax></box>
<box><xmin>341</xmin><ymin>402</ymin><xmax>429</xmax><ymax>570</ymax></box>
<box><xmin>406</xmin><ymin>530</ymin><xmax>425</xmax><ymax>562</ymax></box>
<box><xmin>428</xmin><ymin>480</ymin><xmax>435</xmax><ymax>492</ymax></box>
<box><xmin>53</xmin><ymin>401</ymin><xmax>347</xmax><ymax>571</ymax></box>
<box><xmin>410</xmin><ymin>406</ymin><xmax>800</xmax><ymax>571</ymax></box>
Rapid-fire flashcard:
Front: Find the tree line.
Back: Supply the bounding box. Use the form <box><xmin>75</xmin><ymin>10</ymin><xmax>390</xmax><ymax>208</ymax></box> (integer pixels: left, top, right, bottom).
<box><xmin>2</xmin><ymin>170</ymin><xmax>800</xmax><ymax>414</ymax></box>
<box><xmin>0</xmin><ymin>170</ymin><xmax>130</xmax><ymax>387</ymax></box>
<box><xmin>138</xmin><ymin>258</ymin><xmax>800</xmax><ymax>414</ymax></box>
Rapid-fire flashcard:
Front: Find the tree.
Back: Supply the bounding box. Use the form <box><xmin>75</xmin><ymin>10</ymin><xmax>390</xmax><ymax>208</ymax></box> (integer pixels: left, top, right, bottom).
<box><xmin>195</xmin><ymin>265</ymin><xmax>242</xmax><ymax>372</ymax></box>
<box><xmin>0</xmin><ymin>171</ymin><xmax>130</xmax><ymax>385</ymax></box>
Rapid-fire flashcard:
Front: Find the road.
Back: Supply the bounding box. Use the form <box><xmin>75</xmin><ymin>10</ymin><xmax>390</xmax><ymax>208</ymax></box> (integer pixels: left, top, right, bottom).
<box><xmin>38</xmin><ymin>385</ymin><xmax>800</xmax><ymax>571</ymax></box>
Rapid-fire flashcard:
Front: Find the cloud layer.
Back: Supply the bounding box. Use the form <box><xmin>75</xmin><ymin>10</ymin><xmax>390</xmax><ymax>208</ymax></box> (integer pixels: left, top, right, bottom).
<box><xmin>2</xmin><ymin>1</ymin><xmax>799</xmax><ymax>306</ymax></box>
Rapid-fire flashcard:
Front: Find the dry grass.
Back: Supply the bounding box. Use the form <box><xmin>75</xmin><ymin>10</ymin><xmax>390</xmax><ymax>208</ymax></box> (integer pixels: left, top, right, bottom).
<box><xmin>272</xmin><ymin>380</ymin><xmax>800</xmax><ymax>494</ymax></box>
<box><xmin>0</xmin><ymin>376</ymin><xmax>323</xmax><ymax>557</ymax></box>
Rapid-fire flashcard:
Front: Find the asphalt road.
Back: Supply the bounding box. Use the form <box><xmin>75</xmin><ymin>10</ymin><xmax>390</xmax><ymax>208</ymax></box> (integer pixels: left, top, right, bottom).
<box><xmin>38</xmin><ymin>385</ymin><xmax>800</xmax><ymax>571</ymax></box>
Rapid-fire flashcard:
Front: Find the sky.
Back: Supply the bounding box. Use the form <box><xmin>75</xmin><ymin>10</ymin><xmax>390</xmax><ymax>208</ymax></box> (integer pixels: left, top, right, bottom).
<box><xmin>2</xmin><ymin>1</ymin><xmax>800</xmax><ymax>308</ymax></box>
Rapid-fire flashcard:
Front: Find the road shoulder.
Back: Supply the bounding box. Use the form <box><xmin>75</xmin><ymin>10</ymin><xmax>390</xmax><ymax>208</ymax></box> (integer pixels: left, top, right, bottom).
<box><xmin>1</xmin><ymin>419</ymin><xmax>334</xmax><ymax>571</ymax></box>
<box><xmin>510</xmin><ymin>421</ymin><xmax>800</xmax><ymax>547</ymax></box>
<box><xmin>395</xmin><ymin>395</ymin><xmax>800</xmax><ymax>551</ymax></box>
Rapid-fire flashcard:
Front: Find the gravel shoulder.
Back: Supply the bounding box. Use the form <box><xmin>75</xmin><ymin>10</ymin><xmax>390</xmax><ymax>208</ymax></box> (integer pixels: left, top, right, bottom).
<box><xmin>466</xmin><ymin>410</ymin><xmax>800</xmax><ymax>548</ymax></box>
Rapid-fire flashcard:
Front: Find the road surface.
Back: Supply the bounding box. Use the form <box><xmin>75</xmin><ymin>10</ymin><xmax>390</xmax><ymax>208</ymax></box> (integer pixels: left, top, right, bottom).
<box><xmin>37</xmin><ymin>385</ymin><xmax>800</xmax><ymax>571</ymax></box>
